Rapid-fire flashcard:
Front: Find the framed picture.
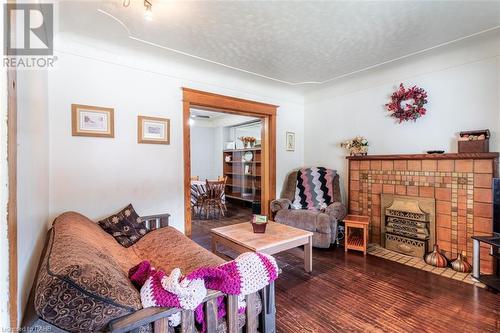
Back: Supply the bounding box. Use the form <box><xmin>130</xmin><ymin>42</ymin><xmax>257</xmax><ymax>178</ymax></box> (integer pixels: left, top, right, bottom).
<box><xmin>71</xmin><ymin>104</ymin><xmax>114</xmax><ymax>138</ymax></box>
<box><xmin>138</xmin><ymin>116</ymin><xmax>170</xmax><ymax>144</ymax></box>
<box><xmin>286</xmin><ymin>131</ymin><xmax>295</xmax><ymax>151</ymax></box>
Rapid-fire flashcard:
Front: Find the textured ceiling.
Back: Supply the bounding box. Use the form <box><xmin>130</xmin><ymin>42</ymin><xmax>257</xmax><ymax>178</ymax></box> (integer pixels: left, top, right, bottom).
<box><xmin>59</xmin><ymin>1</ymin><xmax>500</xmax><ymax>85</ymax></box>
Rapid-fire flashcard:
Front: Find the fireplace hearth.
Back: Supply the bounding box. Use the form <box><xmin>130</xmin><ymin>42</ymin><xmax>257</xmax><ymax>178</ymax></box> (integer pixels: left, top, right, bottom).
<box><xmin>381</xmin><ymin>195</ymin><xmax>435</xmax><ymax>258</ymax></box>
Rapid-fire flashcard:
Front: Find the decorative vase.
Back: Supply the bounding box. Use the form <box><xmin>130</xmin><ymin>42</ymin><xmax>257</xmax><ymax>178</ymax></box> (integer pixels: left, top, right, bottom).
<box><xmin>424</xmin><ymin>244</ymin><xmax>448</xmax><ymax>268</ymax></box>
<box><xmin>451</xmin><ymin>251</ymin><xmax>472</xmax><ymax>273</ymax></box>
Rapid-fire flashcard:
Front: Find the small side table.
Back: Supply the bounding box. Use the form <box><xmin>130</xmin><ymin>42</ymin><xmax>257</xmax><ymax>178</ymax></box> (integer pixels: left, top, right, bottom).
<box><xmin>343</xmin><ymin>214</ymin><xmax>370</xmax><ymax>255</ymax></box>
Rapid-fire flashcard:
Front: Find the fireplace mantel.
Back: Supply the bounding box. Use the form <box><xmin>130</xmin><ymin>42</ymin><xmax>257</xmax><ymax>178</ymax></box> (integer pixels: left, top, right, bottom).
<box><xmin>347</xmin><ymin>152</ymin><xmax>499</xmax><ymax>161</ymax></box>
<box><xmin>347</xmin><ymin>152</ymin><xmax>498</xmax><ymax>274</ymax></box>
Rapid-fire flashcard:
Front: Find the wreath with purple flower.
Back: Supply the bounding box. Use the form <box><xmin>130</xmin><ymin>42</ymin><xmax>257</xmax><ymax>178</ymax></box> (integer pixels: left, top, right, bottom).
<box><xmin>386</xmin><ymin>83</ymin><xmax>428</xmax><ymax>123</ymax></box>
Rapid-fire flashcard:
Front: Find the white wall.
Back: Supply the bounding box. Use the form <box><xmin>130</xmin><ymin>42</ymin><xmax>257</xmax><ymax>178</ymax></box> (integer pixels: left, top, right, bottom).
<box><xmin>304</xmin><ymin>31</ymin><xmax>500</xmax><ymax>201</ymax></box>
<box><xmin>0</xmin><ymin>13</ymin><xmax>11</xmax><ymax>327</ymax></box>
<box><xmin>48</xmin><ymin>33</ymin><xmax>305</xmax><ymax>232</ymax></box>
<box><xmin>16</xmin><ymin>69</ymin><xmax>50</xmax><ymax>320</ymax></box>
<box><xmin>232</xmin><ymin>122</ymin><xmax>262</xmax><ymax>149</ymax></box>
<box><xmin>190</xmin><ymin>119</ymin><xmax>261</xmax><ymax>180</ymax></box>
<box><xmin>0</xmin><ymin>2</ymin><xmax>52</xmax><ymax>325</ymax></box>
<box><xmin>190</xmin><ymin>125</ymin><xmax>218</xmax><ymax>180</ymax></box>
<box><xmin>0</xmin><ymin>12</ymin><xmax>50</xmax><ymax>328</ymax></box>
<box><xmin>213</xmin><ymin>127</ymin><xmax>224</xmax><ymax>178</ymax></box>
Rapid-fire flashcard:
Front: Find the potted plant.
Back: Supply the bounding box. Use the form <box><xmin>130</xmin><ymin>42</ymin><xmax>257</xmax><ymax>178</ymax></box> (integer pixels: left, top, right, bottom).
<box><xmin>251</xmin><ymin>214</ymin><xmax>268</xmax><ymax>233</ymax></box>
<box><xmin>341</xmin><ymin>136</ymin><xmax>369</xmax><ymax>156</ymax></box>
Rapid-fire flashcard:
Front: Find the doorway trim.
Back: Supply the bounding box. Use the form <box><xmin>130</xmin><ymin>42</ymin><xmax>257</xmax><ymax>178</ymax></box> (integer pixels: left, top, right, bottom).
<box><xmin>182</xmin><ymin>88</ymin><xmax>277</xmax><ymax>236</ymax></box>
<box><xmin>6</xmin><ymin>63</ymin><xmax>17</xmax><ymax>329</ymax></box>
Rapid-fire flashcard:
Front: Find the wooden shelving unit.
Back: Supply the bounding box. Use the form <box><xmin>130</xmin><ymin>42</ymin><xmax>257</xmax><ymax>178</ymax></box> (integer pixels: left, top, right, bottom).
<box><xmin>223</xmin><ymin>148</ymin><xmax>261</xmax><ymax>203</ymax></box>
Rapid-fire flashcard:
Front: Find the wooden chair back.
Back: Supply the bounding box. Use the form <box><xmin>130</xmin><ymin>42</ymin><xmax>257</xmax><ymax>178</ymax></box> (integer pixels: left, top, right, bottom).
<box><xmin>205</xmin><ymin>179</ymin><xmax>226</xmax><ymax>200</ymax></box>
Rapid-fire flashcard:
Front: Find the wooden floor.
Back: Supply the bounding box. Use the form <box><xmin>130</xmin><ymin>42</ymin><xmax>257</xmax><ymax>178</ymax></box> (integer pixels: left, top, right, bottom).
<box><xmin>191</xmin><ymin>200</ymin><xmax>254</xmax><ymax>246</ymax></box>
<box><xmin>191</xmin><ymin>209</ymin><xmax>500</xmax><ymax>333</ymax></box>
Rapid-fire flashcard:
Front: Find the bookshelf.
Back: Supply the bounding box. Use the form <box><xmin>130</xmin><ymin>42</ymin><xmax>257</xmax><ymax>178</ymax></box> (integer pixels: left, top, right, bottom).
<box><xmin>223</xmin><ymin>148</ymin><xmax>261</xmax><ymax>203</ymax></box>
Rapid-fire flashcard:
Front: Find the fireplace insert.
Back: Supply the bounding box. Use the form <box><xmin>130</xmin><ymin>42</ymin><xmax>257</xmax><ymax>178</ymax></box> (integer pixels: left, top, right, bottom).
<box><xmin>381</xmin><ymin>195</ymin><xmax>435</xmax><ymax>258</ymax></box>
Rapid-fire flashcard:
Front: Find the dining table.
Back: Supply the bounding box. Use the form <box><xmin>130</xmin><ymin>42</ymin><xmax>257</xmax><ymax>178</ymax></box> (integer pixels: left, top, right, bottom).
<box><xmin>190</xmin><ymin>180</ymin><xmax>226</xmax><ymax>205</ymax></box>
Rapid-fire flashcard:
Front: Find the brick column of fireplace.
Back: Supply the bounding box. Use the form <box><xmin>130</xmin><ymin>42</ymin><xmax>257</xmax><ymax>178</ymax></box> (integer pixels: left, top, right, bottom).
<box><xmin>347</xmin><ymin>153</ymin><xmax>499</xmax><ymax>274</ymax></box>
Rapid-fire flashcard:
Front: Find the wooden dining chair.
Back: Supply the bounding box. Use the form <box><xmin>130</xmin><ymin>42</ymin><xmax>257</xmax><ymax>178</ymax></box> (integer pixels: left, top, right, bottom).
<box><xmin>192</xmin><ymin>190</ymin><xmax>205</xmax><ymax>218</ymax></box>
<box><xmin>202</xmin><ymin>179</ymin><xmax>226</xmax><ymax>219</ymax></box>
<box><xmin>218</xmin><ymin>176</ymin><xmax>228</xmax><ymax>213</ymax></box>
<box><xmin>190</xmin><ymin>176</ymin><xmax>204</xmax><ymax>218</ymax></box>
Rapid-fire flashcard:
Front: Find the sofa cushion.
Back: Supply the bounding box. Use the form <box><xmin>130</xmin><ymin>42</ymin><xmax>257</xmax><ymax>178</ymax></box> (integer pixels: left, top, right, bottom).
<box><xmin>132</xmin><ymin>226</ymin><xmax>225</xmax><ymax>273</ymax></box>
<box><xmin>98</xmin><ymin>204</ymin><xmax>148</xmax><ymax>247</ymax></box>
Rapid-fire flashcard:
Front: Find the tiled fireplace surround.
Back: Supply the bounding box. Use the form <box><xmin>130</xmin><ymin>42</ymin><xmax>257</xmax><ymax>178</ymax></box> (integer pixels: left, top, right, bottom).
<box><xmin>347</xmin><ymin>153</ymin><xmax>499</xmax><ymax>274</ymax></box>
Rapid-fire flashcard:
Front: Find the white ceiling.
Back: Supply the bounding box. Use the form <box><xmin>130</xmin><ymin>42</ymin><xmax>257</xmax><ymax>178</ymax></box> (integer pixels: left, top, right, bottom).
<box><xmin>58</xmin><ymin>1</ymin><xmax>500</xmax><ymax>85</ymax></box>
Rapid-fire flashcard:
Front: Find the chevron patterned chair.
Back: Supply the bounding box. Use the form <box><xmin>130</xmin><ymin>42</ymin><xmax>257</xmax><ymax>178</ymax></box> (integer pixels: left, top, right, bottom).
<box><xmin>270</xmin><ymin>167</ymin><xmax>347</xmax><ymax>248</ymax></box>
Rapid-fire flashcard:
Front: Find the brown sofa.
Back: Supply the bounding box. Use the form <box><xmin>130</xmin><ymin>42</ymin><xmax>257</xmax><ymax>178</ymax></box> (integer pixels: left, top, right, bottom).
<box><xmin>23</xmin><ymin>212</ymin><xmax>274</xmax><ymax>333</ymax></box>
<box><xmin>271</xmin><ymin>169</ymin><xmax>347</xmax><ymax>248</ymax></box>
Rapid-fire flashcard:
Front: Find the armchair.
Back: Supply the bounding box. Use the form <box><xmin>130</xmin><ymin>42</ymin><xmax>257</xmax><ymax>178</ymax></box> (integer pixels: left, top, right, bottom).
<box><xmin>270</xmin><ymin>168</ymin><xmax>347</xmax><ymax>248</ymax></box>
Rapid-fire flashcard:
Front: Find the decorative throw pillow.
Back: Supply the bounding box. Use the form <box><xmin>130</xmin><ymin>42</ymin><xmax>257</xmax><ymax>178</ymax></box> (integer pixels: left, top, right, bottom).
<box><xmin>98</xmin><ymin>204</ymin><xmax>148</xmax><ymax>247</ymax></box>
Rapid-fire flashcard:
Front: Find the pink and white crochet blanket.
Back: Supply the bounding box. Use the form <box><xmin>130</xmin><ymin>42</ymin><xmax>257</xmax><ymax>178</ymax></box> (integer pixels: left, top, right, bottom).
<box><xmin>129</xmin><ymin>252</ymin><xmax>279</xmax><ymax>332</ymax></box>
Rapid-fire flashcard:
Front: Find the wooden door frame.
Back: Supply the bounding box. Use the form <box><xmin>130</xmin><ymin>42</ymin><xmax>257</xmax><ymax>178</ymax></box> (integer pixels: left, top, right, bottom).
<box><xmin>7</xmin><ymin>66</ymin><xmax>17</xmax><ymax>330</ymax></box>
<box><xmin>182</xmin><ymin>88</ymin><xmax>277</xmax><ymax>236</ymax></box>
<box><xmin>5</xmin><ymin>5</ymin><xmax>18</xmax><ymax>327</ymax></box>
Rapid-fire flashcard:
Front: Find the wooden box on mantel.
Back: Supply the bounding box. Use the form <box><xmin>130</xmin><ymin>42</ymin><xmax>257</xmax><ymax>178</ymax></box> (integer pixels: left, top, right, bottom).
<box><xmin>458</xmin><ymin>129</ymin><xmax>490</xmax><ymax>153</ymax></box>
<box><xmin>346</xmin><ymin>152</ymin><xmax>499</xmax><ymax>274</ymax></box>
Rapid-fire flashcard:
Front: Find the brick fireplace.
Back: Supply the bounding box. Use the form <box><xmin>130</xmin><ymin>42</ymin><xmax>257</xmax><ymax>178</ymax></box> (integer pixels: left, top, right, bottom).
<box><xmin>347</xmin><ymin>153</ymin><xmax>499</xmax><ymax>274</ymax></box>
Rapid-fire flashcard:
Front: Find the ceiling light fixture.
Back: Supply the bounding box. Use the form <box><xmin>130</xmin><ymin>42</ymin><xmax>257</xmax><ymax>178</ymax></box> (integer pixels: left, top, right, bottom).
<box><xmin>144</xmin><ymin>0</ymin><xmax>153</xmax><ymax>21</ymax></box>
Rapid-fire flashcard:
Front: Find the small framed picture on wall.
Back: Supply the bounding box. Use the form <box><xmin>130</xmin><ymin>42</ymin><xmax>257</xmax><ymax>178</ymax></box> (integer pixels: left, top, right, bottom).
<box><xmin>71</xmin><ymin>104</ymin><xmax>114</xmax><ymax>138</ymax></box>
<box><xmin>138</xmin><ymin>116</ymin><xmax>170</xmax><ymax>144</ymax></box>
<box><xmin>286</xmin><ymin>131</ymin><xmax>295</xmax><ymax>151</ymax></box>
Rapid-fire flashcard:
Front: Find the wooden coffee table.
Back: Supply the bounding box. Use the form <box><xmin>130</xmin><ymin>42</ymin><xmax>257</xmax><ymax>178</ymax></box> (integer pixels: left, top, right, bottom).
<box><xmin>211</xmin><ymin>222</ymin><xmax>314</xmax><ymax>272</ymax></box>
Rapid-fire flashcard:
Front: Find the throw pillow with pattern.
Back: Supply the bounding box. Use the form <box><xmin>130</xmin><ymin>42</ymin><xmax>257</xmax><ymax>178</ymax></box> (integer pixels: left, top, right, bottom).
<box><xmin>98</xmin><ymin>204</ymin><xmax>148</xmax><ymax>247</ymax></box>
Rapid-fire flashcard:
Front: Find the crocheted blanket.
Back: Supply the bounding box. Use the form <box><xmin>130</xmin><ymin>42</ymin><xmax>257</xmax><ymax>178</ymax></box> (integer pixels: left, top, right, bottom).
<box><xmin>129</xmin><ymin>252</ymin><xmax>279</xmax><ymax>332</ymax></box>
<box><xmin>292</xmin><ymin>167</ymin><xmax>336</xmax><ymax>210</ymax></box>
